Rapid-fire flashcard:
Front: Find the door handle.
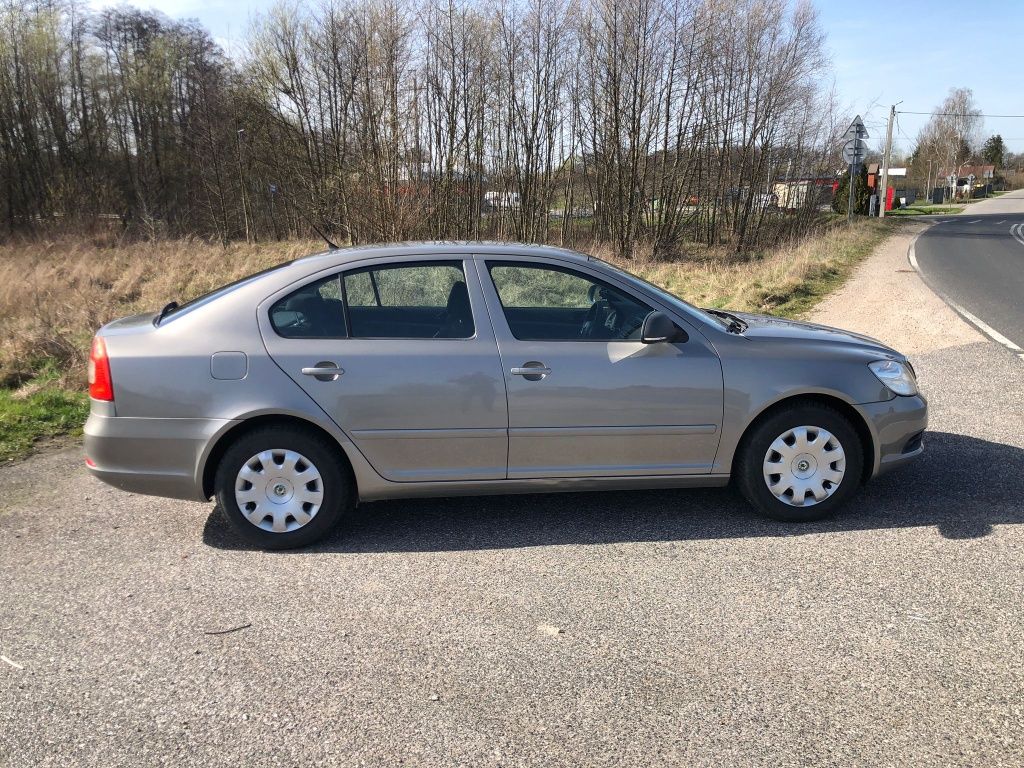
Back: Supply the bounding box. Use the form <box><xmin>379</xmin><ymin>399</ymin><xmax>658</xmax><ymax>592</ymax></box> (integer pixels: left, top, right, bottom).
<box><xmin>511</xmin><ymin>363</ymin><xmax>551</xmax><ymax>380</ymax></box>
<box><xmin>301</xmin><ymin>362</ymin><xmax>343</xmax><ymax>381</ymax></box>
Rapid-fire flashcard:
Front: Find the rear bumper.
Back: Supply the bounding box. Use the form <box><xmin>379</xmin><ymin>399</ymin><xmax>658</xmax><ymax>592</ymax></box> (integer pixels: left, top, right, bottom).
<box><xmin>84</xmin><ymin>412</ymin><xmax>235</xmax><ymax>501</ymax></box>
<box><xmin>856</xmin><ymin>394</ymin><xmax>928</xmax><ymax>478</ymax></box>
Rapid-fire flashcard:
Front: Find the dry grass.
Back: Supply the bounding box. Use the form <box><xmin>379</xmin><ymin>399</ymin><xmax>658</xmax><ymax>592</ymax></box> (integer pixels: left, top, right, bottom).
<box><xmin>0</xmin><ymin>235</ymin><xmax>322</xmax><ymax>389</ymax></box>
<box><xmin>616</xmin><ymin>218</ymin><xmax>891</xmax><ymax>316</ymax></box>
<box><xmin>0</xmin><ymin>221</ymin><xmax>892</xmax><ymax>391</ymax></box>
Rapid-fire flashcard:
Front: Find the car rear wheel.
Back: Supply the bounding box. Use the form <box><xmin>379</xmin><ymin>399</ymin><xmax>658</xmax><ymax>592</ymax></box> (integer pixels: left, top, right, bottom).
<box><xmin>214</xmin><ymin>425</ymin><xmax>354</xmax><ymax>549</ymax></box>
<box><xmin>736</xmin><ymin>403</ymin><xmax>864</xmax><ymax>522</ymax></box>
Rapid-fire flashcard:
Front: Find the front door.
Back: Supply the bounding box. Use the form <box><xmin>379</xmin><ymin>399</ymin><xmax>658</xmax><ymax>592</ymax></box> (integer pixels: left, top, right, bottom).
<box><xmin>260</xmin><ymin>257</ymin><xmax>508</xmax><ymax>482</ymax></box>
<box><xmin>477</xmin><ymin>258</ymin><xmax>723</xmax><ymax>478</ymax></box>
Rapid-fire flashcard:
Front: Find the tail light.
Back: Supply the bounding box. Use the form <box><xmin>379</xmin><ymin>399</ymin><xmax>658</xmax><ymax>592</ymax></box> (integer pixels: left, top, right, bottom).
<box><xmin>88</xmin><ymin>336</ymin><xmax>114</xmax><ymax>401</ymax></box>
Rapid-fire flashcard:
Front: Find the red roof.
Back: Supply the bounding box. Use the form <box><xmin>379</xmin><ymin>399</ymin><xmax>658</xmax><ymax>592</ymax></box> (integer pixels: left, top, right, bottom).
<box><xmin>936</xmin><ymin>165</ymin><xmax>995</xmax><ymax>179</ymax></box>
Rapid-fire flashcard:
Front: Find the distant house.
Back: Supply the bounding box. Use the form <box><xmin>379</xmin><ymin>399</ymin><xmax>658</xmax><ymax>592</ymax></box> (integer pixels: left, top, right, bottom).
<box><xmin>483</xmin><ymin>191</ymin><xmax>520</xmax><ymax>211</ymax></box>
<box><xmin>935</xmin><ymin>164</ymin><xmax>995</xmax><ymax>198</ymax></box>
<box><xmin>936</xmin><ymin>164</ymin><xmax>995</xmax><ymax>183</ymax></box>
<box><xmin>773</xmin><ymin>177</ymin><xmax>838</xmax><ymax>210</ymax></box>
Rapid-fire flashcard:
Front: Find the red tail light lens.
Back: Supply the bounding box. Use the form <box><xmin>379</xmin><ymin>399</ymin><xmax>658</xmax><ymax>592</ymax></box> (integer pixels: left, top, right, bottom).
<box><xmin>88</xmin><ymin>336</ymin><xmax>114</xmax><ymax>401</ymax></box>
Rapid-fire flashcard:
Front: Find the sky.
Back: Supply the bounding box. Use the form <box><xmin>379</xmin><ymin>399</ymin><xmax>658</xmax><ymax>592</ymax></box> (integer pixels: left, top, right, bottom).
<box><xmin>817</xmin><ymin>0</ymin><xmax>1024</xmax><ymax>156</ymax></box>
<box><xmin>89</xmin><ymin>0</ymin><xmax>1024</xmax><ymax>155</ymax></box>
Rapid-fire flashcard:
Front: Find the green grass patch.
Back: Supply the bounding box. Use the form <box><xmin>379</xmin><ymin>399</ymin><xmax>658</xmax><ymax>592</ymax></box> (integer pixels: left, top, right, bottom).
<box><xmin>888</xmin><ymin>205</ymin><xmax>964</xmax><ymax>216</ymax></box>
<box><xmin>0</xmin><ymin>383</ymin><xmax>89</xmax><ymax>462</ymax></box>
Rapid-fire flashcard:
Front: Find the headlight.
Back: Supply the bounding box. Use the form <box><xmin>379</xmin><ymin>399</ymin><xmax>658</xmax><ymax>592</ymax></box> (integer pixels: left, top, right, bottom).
<box><xmin>868</xmin><ymin>359</ymin><xmax>918</xmax><ymax>396</ymax></box>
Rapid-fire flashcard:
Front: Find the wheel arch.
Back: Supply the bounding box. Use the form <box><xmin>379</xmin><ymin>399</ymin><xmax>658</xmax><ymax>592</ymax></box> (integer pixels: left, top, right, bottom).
<box><xmin>732</xmin><ymin>393</ymin><xmax>876</xmax><ymax>483</ymax></box>
<box><xmin>200</xmin><ymin>413</ymin><xmax>357</xmax><ymax>499</ymax></box>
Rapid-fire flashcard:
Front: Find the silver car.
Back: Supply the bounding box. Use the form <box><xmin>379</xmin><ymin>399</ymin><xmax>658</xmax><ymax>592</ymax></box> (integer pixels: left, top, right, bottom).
<box><xmin>85</xmin><ymin>243</ymin><xmax>927</xmax><ymax>548</ymax></box>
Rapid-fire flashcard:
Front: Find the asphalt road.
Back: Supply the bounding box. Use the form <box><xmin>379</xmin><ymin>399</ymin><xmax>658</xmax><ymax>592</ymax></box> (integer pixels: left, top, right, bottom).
<box><xmin>3</xmin><ymin>238</ymin><xmax>1024</xmax><ymax>765</ymax></box>
<box><xmin>914</xmin><ymin>189</ymin><xmax>1024</xmax><ymax>350</ymax></box>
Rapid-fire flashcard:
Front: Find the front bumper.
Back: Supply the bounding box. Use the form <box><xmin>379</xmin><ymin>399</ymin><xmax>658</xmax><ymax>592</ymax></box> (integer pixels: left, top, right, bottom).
<box><xmin>855</xmin><ymin>394</ymin><xmax>928</xmax><ymax>478</ymax></box>
<box><xmin>84</xmin><ymin>411</ymin><xmax>236</xmax><ymax>501</ymax></box>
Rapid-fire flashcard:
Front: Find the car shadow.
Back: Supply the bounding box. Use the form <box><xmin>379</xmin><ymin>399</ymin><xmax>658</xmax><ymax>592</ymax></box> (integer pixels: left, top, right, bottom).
<box><xmin>202</xmin><ymin>431</ymin><xmax>1024</xmax><ymax>553</ymax></box>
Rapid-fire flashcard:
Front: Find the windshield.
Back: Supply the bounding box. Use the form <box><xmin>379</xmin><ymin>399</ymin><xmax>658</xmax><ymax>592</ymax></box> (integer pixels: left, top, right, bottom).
<box><xmin>588</xmin><ymin>256</ymin><xmax>733</xmax><ymax>329</ymax></box>
<box><xmin>156</xmin><ymin>260</ymin><xmax>295</xmax><ymax>325</ymax></box>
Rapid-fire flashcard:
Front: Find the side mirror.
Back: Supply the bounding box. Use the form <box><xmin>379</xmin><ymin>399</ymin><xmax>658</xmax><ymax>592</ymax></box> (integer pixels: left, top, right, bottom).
<box><xmin>641</xmin><ymin>311</ymin><xmax>687</xmax><ymax>344</ymax></box>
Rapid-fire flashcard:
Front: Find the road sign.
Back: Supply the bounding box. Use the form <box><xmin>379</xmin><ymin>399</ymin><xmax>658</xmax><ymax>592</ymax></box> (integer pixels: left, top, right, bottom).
<box><xmin>842</xmin><ymin>138</ymin><xmax>868</xmax><ymax>165</ymax></box>
<box><xmin>843</xmin><ymin>115</ymin><xmax>870</xmax><ymax>141</ymax></box>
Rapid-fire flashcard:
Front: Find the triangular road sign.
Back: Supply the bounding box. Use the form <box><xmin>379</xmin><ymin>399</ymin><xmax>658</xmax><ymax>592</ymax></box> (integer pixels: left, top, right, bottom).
<box><xmin>843</xmin><ymin>115</ymin><xmax>869</xmax><ymax>140</ymax></box>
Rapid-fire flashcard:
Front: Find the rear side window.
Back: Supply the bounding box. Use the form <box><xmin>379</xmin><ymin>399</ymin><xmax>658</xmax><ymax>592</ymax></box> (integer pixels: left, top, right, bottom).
<box><xmin>342</xmin><ymin>261</ymin><xmax>474</xmax><ymax>339</ymax></box>
<box><xmin>270</xmin><ymin>275</ymin><xmax>347</xmax><ymax>338</ymax></box>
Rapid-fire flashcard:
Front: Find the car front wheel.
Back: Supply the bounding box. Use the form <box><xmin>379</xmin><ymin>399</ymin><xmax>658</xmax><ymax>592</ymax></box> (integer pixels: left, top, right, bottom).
<box><xmin>214</xmin><ymin>425</ymin><xmax>354</xmax><ymax>549</ymax></box>
<box><xmin>736</xmin><ymin>403</ymin><xmax>864</xmax><ymax>522</ymax></box>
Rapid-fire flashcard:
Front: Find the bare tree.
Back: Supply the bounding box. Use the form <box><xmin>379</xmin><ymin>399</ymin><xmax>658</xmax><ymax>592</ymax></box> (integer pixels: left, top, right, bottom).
<box><xmin>1</xmin><ymin>0</ymin><xmax>839</xmax><ymax>255</ymax></box>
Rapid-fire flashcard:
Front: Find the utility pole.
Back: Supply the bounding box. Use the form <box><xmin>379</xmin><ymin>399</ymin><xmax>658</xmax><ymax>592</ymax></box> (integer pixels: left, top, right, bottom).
<box><xmin>878</xmin><ymin>104</ymin><xmax>896</xmax><ymax>218</ymax></box>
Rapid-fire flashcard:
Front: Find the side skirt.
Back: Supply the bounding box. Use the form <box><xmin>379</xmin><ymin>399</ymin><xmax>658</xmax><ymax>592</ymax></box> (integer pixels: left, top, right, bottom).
<box><xmin>356</xmin><ymin>473</ymin><xmax>731</xmax><ymax>502</ymax></box>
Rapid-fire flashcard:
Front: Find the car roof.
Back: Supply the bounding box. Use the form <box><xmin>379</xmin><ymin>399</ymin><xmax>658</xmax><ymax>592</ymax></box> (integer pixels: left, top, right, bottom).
<box><xmin>295</xmin><ymin>241</ymin><xmax>594</xmax><ymax>266</ymax></box>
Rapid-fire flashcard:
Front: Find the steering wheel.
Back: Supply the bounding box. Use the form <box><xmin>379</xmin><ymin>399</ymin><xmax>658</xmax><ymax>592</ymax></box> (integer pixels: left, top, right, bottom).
<box><xmin>580</xmin><ymin>284</ymin><xmax>608</xmax><ymax>338</ymax></box>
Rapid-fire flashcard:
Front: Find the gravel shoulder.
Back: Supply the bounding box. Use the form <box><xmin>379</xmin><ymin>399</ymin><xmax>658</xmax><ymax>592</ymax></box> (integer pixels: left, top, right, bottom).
<box><xmin>810</xmin><ymin>220</ymin><xmax>984</xmax><ymax>355</ymax></box>
<box><xmin>2</xmin><ymin>227</ymin><xmax>1023</xmax><ymax>767</ymax></box>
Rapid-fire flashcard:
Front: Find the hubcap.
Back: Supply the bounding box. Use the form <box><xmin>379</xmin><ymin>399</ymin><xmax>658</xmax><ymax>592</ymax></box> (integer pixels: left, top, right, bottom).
<box><xmin>762</xmin><ymin>426</ymin><xmax>846</xmax><ymax>507</ymax></box>
<box><xmin>234</xmin><ymin>449</ymin><xmax>323</xmax><ymax>533</ymax></box>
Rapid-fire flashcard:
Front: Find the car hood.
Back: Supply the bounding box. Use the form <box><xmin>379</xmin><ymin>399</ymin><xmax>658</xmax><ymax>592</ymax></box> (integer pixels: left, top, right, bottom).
<box><xmin>731</xmin><ymin>312</ymin><xmax>901</xmax><ymax>357</ymax></box>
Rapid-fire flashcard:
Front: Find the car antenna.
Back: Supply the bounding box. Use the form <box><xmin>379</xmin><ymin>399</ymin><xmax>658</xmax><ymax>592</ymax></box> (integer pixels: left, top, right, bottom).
<box><xmin>270</xmin><ymin>184</ymin><xmax>339</xmax><ymax>250</ymax></box>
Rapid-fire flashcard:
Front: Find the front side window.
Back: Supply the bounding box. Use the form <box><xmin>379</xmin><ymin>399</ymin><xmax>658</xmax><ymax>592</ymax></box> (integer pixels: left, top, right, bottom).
<box><xmin>270</xmin><ymin>275</ymin><xmax>346</xmax><ymax>338</ymax></box>
<box><xmin>342</xmin><ymin>261</ymin><xmax>474</xmax><ymax>339</ymax></box>
<box><xmin>488</xmin><ymin>262</ymin><xmax>652</xmax><ymax>341</ymax></box>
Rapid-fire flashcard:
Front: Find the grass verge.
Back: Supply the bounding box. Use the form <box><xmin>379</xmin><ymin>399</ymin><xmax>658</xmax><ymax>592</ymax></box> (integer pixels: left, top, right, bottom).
<box><xmin>631</xmin><ymin>218</ymin><xmax>893</xmax><ymax>318</ymax></box>
<box><xmin>0</xmin><ymin>220</ymin><xmax>896</xmax><ymax>461</ymax></box>
<box><xmin>0</xmin><ymin>379</ymin><xmax>89</xmax><ymax>462</ymax></box>
<box><xmin>887</xmin><ymin>205</ymin><xmax>964</xmax><ymax>216</ymax></box>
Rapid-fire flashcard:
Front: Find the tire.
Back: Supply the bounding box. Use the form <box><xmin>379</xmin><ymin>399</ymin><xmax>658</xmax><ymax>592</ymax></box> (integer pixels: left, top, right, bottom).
<box><xmin>735</xmin><ymin>402</ymin><xmax>864</xmax><ymax>523</ymax></box>
<box><xmin>214</xmin><ymin>425</ymin><xmax>354</xmax><ymax>549</ymax></box>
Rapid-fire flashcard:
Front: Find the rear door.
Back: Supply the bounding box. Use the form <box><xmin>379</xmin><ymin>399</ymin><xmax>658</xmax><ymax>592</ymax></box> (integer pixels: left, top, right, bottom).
<box><xmin>476</xmin><ymin>256</ymin><xmax>724</xmax><ymax>478</ymax></box>
<box><xmin>260</xmin><ymin>256</ymin><xmax>508</xmax><ymax>482</ymax></box>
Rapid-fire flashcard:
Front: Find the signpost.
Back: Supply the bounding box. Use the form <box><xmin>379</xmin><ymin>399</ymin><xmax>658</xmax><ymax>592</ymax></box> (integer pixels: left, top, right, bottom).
<box><xmin>842</xmin><ymin>116</ymin><xmax>869</xmax><ymax>222</ymax></box>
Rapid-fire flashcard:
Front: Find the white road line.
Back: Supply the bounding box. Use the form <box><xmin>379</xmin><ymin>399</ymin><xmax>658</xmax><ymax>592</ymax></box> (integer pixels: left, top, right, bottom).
<box><xmin>1012</xmin><ymin>222</ymin><xmax>1024</xmax><ymax>247</ymax></box>
<box><xmin>968</xmin><ymin>218</ymin><xmax>982</xmax><ymax>224</ymax></box>
<box><xmin>908</xmin><ymin>233</ymin><xmax>1024</xmax><ymax>358</ymax></box>
<box><xmin>947</xmin><ymin>302</ymin><xmax>1024</xmax><ymax>353</ymax></box>
<box><xmin>908</xmin><ymin>239</ymin><xmax>922</xmax><ymax>270</ymax></box>
<box><xmin>996</xmin><ymin>219</ymin><xmax>1006</xmax><ymax>224</ymax></box>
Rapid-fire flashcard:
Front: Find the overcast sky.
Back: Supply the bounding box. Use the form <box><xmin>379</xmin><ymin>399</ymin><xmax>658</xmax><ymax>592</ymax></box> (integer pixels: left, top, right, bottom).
<box><xmin>90</xmin><ymin>0</ymin><xmax>1024</xmax><ymax>154</ymax></box>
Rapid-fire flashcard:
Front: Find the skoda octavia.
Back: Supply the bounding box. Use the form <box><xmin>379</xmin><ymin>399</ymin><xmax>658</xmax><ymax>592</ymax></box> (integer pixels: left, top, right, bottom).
<box><xmin>85</xmin><ymin>243</ymin><xmax>927</xmax><ymax>548</ymax></box>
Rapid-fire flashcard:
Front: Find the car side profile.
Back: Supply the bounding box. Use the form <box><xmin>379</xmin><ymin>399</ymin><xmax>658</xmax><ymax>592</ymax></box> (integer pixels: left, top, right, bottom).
<box><xmin>85</xmin><ymin>243</ymin><xmax>927</xmax><ymax>548</ymax></box>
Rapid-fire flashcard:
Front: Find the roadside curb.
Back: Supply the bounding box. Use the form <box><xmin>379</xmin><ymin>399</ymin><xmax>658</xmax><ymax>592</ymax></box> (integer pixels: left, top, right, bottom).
<box><xmin>907</xmin><ymin>227</ymin><xmax>1024</xmax><ymax>361</ymax></box>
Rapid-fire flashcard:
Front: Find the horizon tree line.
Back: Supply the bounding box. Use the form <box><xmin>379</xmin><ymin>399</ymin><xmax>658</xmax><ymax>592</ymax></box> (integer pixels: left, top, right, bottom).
<box><xmin>1</xmin><ymin>0</ymin><xmax>846</xmax><ymax>257</ymax></box>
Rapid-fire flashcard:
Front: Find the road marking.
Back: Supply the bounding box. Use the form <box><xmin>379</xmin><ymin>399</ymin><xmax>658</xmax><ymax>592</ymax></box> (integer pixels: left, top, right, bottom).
<box><xmin>1011</xmin><ymin>222</ymin><xmax>1024</xmax><ymax>247</ymax></box>
<box><xmin>967</xmin><ymin>218</ymin><xmax>982</xmax><ymax>224</ymax></box>
<box><xmin>908</xmin><ymin>238</ymin><xmax>921</xmax><ymax>271</ymax></box>
<box><xmin>947</xmin><ymin>303</ymin><xmax>1024</xmax><ymax>353</ymax></box>
<box><xmin>996</xmin><ymin>219</ymin><xmax>1006</xmax><ymax>224</ymax></box>
<box><xmin>908</xmin><ymin>232</ymin><xmax>1024</xmax><ymax>358</ymax></box>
